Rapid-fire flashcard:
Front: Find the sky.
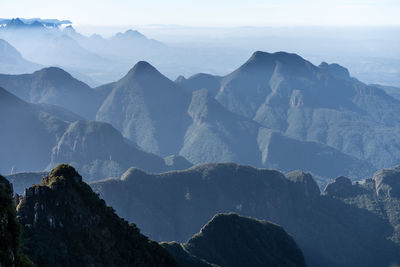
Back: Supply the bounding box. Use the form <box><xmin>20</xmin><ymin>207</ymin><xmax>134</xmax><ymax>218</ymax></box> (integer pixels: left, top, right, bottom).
<box><xmin>2</xmin><ymin>0</ymin><xmax>400</xmax><ymax>27</ymax></box>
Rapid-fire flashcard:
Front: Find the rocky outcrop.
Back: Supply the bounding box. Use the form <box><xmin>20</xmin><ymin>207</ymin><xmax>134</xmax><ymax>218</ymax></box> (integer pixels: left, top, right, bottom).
<box><xmin>16</xmin><ymin>164</ymin><xmax>179</xmax><ymax>266</ymax></box>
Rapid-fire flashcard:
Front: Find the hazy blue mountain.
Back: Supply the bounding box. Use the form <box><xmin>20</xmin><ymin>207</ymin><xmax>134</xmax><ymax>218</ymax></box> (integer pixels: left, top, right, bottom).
<box><xmin>370</xmin><ymin>84</ymin><xmax>400</xmax><ymax>101</ymax></box>
<box><xmin>0</xmin><ymin>38</ymin><xmax>41</xmax><ymax>74</ymax></box>
<box><xmin>0</xmin><ymin>67</ymin><xmax>104</xmax><ymax>119</ymax></box>
<box><xmin>318</xmin><ymin>61</ymin><xmax>350</xmax><ymax>79</ymax></box>
<box><xmin>0</xmin><ymin>23</ymin><xmax>115</xmax><ymax>82</ymax></box>
<box><xmin>16</xmin><ymin>164</ymin><xmax>179</xmax><ymax>266</ymax></box>
<box><xmin>181</xmin><ymin>89</ymin><xmax>262</xmax><ymax>165</ymax></box>
<box><xmin>175</xmin><ymin>73</ymin><xmax>222</xmax><ymax>97</ymax></box>
<box><xmin>48</xmin><ymin>120</ymin><xmax>173</xmax><ymax>181</ymax></box>
<box><xmin>97</xmin><ymin>61</ymin><xmax>192</xmax><ymax>156</ymax></box>
<box><xmin>96</xmin><ymin>61</ymin><xmax>372</xmax><ymax>180</ymax></box>
<box><xmin>2</xmin><ymin>18</ymin><xmax>44</xmax><ymax>29</ymax></box>
<box><xmin>0</xmin><ymin>18</ymin><xmax>70</xmax><ymax>29</ymax></box>
<box><xmin>0</xmin><ymin>87</ymin><xmax>188</xmax><ymax>180</ymax></box>
<box><xmin>91</xmin><ymin>163</ymin><xmax>400</xmax><ymax>267</ymax></box>
<box><xmin>182</xmin><ymin>51</ymin><xmax>400</xmax><ymax>170</ymax></box>
<box><xmin>182</xmin><ymin>89</ymin><xmax>371</xmax><ymax>180</ymax></box>
<box><xmin>163</xmin><ymin>213</ymin><xmax>306</xmax><ymax>267</ymax></box>
<box><xmin>0</xmin><ymin>86</ymin><xmax>68</xmax><ymax>174</ymax></box>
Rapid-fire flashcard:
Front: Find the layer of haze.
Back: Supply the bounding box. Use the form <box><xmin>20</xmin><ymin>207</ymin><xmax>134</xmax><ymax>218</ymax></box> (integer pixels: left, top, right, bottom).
<box><xmin>2</xmin><ymin>0</ymin><xmax>400</xmax><ymax>27</ymax></box>
<box><xmin>1</xmin><ymin>0</ymin><xmax>400</xmax><ymax>87</ymax></box>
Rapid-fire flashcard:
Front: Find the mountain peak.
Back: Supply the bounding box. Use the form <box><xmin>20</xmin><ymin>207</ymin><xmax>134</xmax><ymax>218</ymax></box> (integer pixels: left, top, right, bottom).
<box><xmin>7</xmin><ymin>18</ymin><xmax>25</xmax><ymax>27</ymax></box>
<box><xmin>63</xmin><ymin>25</ymin><xmax>76</xmax><ymax>33</ymax></box>
<box><xmin>41</xmin><ymin>164</ymin><xmax>82</xmax><ymax>187</ymax></box>
<box><xmin>248</xmin><ymin>51</ymin><xmax>303</xmax><ymax>63</ymax></box>
<box><xmin>242</xmin><ymin>51</ymin><xmax>310</xmax><ymax>72</ymax></box>
<box><xmin>184</xmin><ymin>213</ymin><xmax>307</xmax><ymax>267</ymax></box>
<box><xmin>319</xmin><ymin>62</ymin><xmax>350</xmax><ymax>78</ymax></box>
<box><xmin>34</xmin><ymin>66</ymin><xmax>74</xmax><ymax>80</ymax></box>
<box><xmin>124</xmin><ymin>61</ymin><xmax>161</xmax><ymax>79</ymax></box>
<box><xmin>114</xmin><ymin>29</ymin><xmax>146</xmax><ymax>39</ymax></box>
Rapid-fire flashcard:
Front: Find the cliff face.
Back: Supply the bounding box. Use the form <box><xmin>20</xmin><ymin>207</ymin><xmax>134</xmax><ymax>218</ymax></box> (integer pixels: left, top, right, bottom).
<box><xmin>16</xmin><ymin>164</ymin><xmax>179</xmax><ymax>267</ymax></box>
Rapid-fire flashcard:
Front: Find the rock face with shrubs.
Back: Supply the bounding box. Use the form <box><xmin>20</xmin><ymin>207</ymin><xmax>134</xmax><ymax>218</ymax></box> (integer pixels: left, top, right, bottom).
<box><xmin>16</xmin><ymin>164</ymin><xmax>179</xmax><ymax>267</ymax></box>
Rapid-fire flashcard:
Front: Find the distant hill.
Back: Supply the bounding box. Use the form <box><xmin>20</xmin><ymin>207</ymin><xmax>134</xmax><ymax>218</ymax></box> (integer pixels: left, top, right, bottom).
<box><xmin>0</xmin><ymin>86</ymin><xmax>189</xmax><ymax>181</ymax></box>
<box><xmin>0</xmin><ymin>67</ymin><xmax>104</xmax><ymax>119</ymax></box>
<box><xmin>370</xmin><ymin>84</ymin><xmax>400</xmax><ymax>101</ymax></box>
<box><xmin>175</xmin><ymin>73</ymin><xmax>222</xmax><ymax>97</ymax></box>
<box><xmin>0</xmin><ymin>38</ymin><xmax>41</xmax><ymax>74</ymax></box>
<box><xmin>16</xmin><ymin>164</ymin><xmax>179</xmax><ymax>266</ymax></box>
<box><xmin>0</xmin><ymin>86</ymin><xmax>68</xmax><ymax>175</ymax></box>
<box><xmin>91</xmin><ymin>163</ymin><xmax>400</xmax><ymax>267</ymax></box>
<box><xmin>0</xmin><ymin>18</ymin><xmax>71</xmax><ymax>28</ymax></box>
<box><xmin>97</xmin><ymin>61</ymin><xmax>193</xmax><ymax>156</ymax></box>
<box><xmin>162</xmin><ymin>213</ymin><xmax>307</xmax><ymax>267</ymax></box>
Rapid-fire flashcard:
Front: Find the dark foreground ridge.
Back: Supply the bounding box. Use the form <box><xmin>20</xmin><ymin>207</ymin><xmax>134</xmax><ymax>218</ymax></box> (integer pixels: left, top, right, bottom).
<box><xmin>0</xmin><ymin>175</ymin><xmax>33</xmax><ymax>266</ymax></box>
<box><xmin>91</xmin><ymin>162</ymin><xmax>400</xmax><ymax>267</ymax></box>
<box><xmin>162</xmin><ymin>213</ymin><xmax>307</xmax><ymax>267</ymax></box>
<box><xmin>16</xmin><ymin>164</ymin><xmax>178</xmax><ymax>266</ymax></box>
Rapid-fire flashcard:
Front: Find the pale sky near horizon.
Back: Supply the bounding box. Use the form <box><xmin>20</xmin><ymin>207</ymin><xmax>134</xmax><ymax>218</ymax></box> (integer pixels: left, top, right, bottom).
<box><xmin>2</xmin><ymin>0</ymin><xmax>400</xmax><ymax>27</ymax></box>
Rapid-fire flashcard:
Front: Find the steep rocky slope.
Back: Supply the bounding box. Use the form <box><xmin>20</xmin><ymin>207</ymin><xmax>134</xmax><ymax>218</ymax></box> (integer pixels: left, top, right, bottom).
<box><xmin>16</xmin><ymin>164</ymin><xmax>179</xmax><ymax>266</ymax></box>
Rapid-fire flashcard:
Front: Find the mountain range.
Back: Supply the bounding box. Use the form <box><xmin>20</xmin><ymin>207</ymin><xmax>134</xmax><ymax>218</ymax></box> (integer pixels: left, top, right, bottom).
<box><xmin>178</xmin><ymin>51</ymin><xmax>400</xmax><ymax>172</ymax></box>
<box><xmin>0</xmin><ymin>38</ymin><xmax>41</xmax><ymax>74</ymax></box>
<box><xmin>0</xmin><ymin>57</ymin><xmax>375</xmax><ymax>183</ymax></box>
